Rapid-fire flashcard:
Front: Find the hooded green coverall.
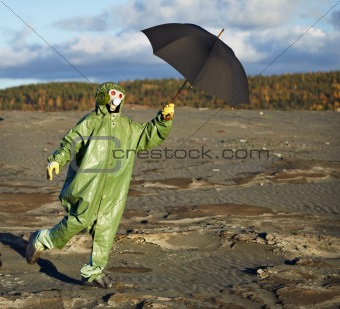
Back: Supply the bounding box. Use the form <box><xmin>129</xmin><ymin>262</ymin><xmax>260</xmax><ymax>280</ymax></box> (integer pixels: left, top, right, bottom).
<box><xmin>35</xmin><ymin>82</ymin><xmax>172</xmax><ymax>281</ymax></box>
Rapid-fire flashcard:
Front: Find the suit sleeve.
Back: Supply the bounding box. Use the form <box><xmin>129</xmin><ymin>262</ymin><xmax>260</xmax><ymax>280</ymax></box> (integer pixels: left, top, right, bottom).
<box><xmin>135</xmin><ymin>112</ymin><xmax>172</xmax><ymax>151</ymax></box>
<box><xmin>47</xmin><ymin>117</ymin><xmax>93</xmax><ymax>169</ymax></box>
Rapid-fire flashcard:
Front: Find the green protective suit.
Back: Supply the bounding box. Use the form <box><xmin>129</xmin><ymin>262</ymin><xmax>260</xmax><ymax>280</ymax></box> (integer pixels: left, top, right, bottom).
<box><xmin>41</xmin><ymin>82</ymin><xmax>172</xmax><ymax>280</ymax></box>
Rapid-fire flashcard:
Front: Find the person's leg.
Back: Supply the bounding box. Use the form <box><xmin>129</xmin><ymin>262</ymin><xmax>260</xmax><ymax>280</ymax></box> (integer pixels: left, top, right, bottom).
<box><xmin>48</xmin><ymin>215</ymin><xmax>88</xmax><ymax>249</ymax></box>
<box><xmin>80</xmin><ymin>218</ymin><xmax>117</xmax><ymax>282</ymax></box>
<box><xmin>80</xmin><ymin>201</ymin><xmax>125</xmax><ymax>288</ymax></box>
<box><xmin>26</xmin><ymin>214</ymin><xmax>93</xmax><ymax>264</ymax></box>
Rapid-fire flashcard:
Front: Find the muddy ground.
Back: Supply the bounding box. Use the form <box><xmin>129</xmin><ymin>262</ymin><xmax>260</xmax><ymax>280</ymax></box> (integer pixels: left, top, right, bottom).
<box><xmin>0</xmin><ymin>108</ymin><xmax>339</xmax><ymax>308</ymax></box>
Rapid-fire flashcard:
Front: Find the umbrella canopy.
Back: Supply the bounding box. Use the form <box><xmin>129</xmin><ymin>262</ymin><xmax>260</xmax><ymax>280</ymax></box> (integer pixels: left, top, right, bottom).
<box><xmin>142</xmin><ymin>23</ymin><xmax>249</xmax><ymax>106</ymax></box>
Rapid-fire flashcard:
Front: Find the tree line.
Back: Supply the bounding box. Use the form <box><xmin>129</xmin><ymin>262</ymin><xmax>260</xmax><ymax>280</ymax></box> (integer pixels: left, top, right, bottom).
<box><xmin>0</xmin><ymin>71</ymin><xmax>339</xmax><ymax>111</ymax></box>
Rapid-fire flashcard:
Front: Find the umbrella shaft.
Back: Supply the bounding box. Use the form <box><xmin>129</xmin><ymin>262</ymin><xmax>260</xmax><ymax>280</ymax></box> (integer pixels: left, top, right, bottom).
<box><xmin>171</xmin><ymin>79</ymin><xmax>188</xmax><ymax>103</ymax></box>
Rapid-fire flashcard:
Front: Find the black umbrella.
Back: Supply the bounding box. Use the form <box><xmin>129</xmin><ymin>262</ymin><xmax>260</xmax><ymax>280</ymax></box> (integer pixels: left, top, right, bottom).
<box><xmin>142</xmin><ymin>23</ymin><xmax>249</xmax><ymax>108</ymax></box>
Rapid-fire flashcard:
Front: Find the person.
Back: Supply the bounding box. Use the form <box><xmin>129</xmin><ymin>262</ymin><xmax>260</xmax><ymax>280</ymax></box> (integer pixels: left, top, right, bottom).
<box><xmin>26</xmin><ymin>81</ymin><xmax>174</xmax><ymax>288</ymax></box>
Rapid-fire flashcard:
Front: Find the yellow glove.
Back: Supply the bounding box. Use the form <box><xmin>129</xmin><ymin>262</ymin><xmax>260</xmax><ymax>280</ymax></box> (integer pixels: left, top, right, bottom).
<box><xmin>162</xmin><ymin>103</ymin><xmax>175</xmax><ymax>121</ymax></box>
<box><xmin>47</xmin><ymin>161</ymin><xmax>60</xmax><ymax>181</ymax></box>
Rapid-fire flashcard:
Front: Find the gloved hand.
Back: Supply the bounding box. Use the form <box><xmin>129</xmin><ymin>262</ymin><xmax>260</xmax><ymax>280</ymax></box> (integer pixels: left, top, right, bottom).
<box><xmin>47</xmin><ymin>161</ymin><xmax>60</xmax><ymax>181</ymax></box>
<box><xmin>162</xmin><ymin>103</ymin><xmax>175</xmax><ymax>121</ymax></box>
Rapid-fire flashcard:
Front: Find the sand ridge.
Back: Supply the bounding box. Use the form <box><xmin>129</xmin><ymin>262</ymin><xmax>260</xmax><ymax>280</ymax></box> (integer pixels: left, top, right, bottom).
<box><xmin>0</xmin><ymin>109</ymin><xmax>339</xmax><ymax>308</ymax></box>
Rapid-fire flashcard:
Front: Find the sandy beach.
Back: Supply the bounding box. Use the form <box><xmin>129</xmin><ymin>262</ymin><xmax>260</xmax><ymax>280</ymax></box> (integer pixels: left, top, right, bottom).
<box><xmin>0</xmin><ymin>108</ymin><xmax>339</xmax><ymax>308</ymax></box>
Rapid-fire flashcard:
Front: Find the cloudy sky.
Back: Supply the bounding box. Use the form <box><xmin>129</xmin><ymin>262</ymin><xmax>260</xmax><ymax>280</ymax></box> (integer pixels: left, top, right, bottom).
<box><xmin>0</xmin><ymin>0</ymin><xmax>339</xmax><ymax>89</ymax></box>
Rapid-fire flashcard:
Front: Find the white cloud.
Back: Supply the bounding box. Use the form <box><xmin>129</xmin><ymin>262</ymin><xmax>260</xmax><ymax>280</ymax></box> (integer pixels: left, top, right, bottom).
<box><xmin>293</xmin><ymin>26</ymin><xmax>326</xmax><ymax>52</ymax></box>
<box><xmin>250</xmin><ymin>24</ymin><xmax>332</xmax><ymax>55</ymax></box>
<box><xmin>224</xmin><ymin>0</ymin><xmax>301</xmax><ymax>29</ymax></box>
<box><xmin>0</xmin><ymin>0</ymin><xmax>339</xmax><ymax>88</ymax></box>
<box><xmin>64</xmin><ymin>31</ymin><xmax>151</xmax><ymax>64</ymax></box>
<box><xmin>53</xmin><ymin>13</ymin><xmax>109</xmax><ymax>32</ymax></box>
<box><xmin>112</xmin><ymin>0</ymin><xmax>302</xmax><ymax>30</ymax></box>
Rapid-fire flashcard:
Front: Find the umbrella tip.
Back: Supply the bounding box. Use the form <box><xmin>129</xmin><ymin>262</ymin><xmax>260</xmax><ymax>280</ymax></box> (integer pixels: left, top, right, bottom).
<box><xmin>217</xmin><ymin>28</ymin><xmax>224</xmax><ymax>38</ymax></box>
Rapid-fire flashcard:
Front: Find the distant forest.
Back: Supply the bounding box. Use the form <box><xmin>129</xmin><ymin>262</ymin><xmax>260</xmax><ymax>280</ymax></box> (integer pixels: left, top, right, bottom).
<box><xmin>0</xmin><ymin>71</ymin><xmax>339</xmax><ymax>111</ymax></box>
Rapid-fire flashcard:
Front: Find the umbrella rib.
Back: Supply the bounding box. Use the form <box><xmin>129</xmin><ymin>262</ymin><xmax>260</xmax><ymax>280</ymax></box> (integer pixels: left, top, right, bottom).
<box><xmin>191</xmin><ymin>37</ymin><xmax>219</xmax><ymax>86</ymax></box>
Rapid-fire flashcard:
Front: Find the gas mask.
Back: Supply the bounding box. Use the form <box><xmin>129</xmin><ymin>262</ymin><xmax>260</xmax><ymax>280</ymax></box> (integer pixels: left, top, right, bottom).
<box><xmin>107</xmin><ymin>89</ymin><xmax>124</xmax><ymax>112</ymax></box>
<box><xmin>95</xmin><ymin>87</ymin><xmax>125</xmax><ymax>112</ymax></box>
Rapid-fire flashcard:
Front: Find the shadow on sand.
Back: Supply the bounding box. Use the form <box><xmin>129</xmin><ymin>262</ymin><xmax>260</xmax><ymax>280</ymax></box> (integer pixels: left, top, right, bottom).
<box><xmin>0</xmin><ymin>232</ymin><xmax>82</xmax><ymax>286</ymax></box>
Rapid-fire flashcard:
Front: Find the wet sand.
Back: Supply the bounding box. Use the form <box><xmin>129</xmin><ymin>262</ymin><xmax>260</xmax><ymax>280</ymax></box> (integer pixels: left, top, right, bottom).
<box><xmin>0</xmin><ymin>108</ymin><xmax>339</xmax><ymax>308</ymax></box>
